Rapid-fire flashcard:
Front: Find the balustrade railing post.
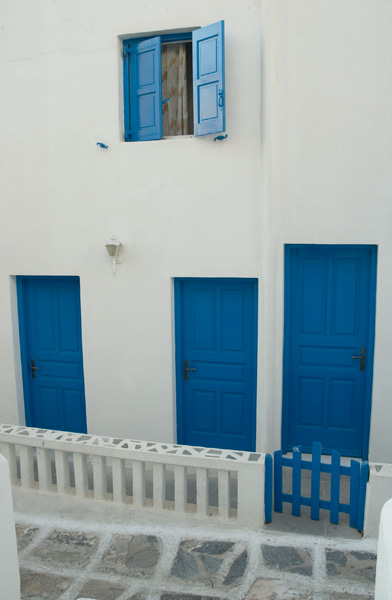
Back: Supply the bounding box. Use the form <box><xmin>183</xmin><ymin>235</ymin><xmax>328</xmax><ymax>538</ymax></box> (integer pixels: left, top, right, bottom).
<box><xmin>37</xmin><ymin>447</ymin><xmax>52</xmax><ymax>491</ymax></box>
<box><xmin>174</xmin><ymin>465</ymin><xmax>187</xmax><ymax>513</ymax></box>
<box><xmin>20</xmin><ymin>445</ymin><xmax>34</xmax><ymax>489</ymax></box>
<box><xmin>153</xmin><ymin>463</ymin><xmax>166</xmax><ymax>510</ymax></box>
<box><xmin>218</xmin><ymin>470</ymin><xmax>230</xmax><ymax>519</ymax></box>
<box><xmin>92</xmin><ymin>455</ymin><xmax>106</xmax><ymax>501</ymax></box>
<box><xmin>112</xmin><ymin>458</ymin><xmax>126</xmax><ymax>503</ymax></box>
<box><xmin>133</xmin><ymin>460</ymin><xmax>145</xmax><ymax>508</ymax></box>
<box><xmin>74</xmin><ymin>453</ymin><xmax>88</xmax><ymax>498</ymax></box>
<box><xmin>55</xmin><ymin>450</ymin><xmax>70</xmax><ymax>494</ymax></box>
<box><xmin>196</xmin><ymin>467</ymin><xmax>209</xmax><ymax>517</ymax></box>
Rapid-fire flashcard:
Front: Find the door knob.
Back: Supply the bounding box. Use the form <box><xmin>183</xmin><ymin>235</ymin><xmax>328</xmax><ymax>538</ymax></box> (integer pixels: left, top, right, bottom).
<box><xmin>352</xmin><ymin>347</ymin><xmax>365</xmax><ymax>371</ymax></box>
<box><xmin>31</xmin><ymin>358</ymin><xmax>39</xmax><ymax>379</ymax></box>
<box><xmin>184</xmin><ymin>360</ymin><xmax>196</xmax><ymax>381</ymax></box>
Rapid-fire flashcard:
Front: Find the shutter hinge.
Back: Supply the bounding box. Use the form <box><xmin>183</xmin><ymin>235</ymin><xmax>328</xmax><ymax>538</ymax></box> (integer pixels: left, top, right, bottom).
<box><xmin>125</xmin><ymin>129</ymin><xmax>132</xmax><ymax>141</ymax></box>
<box><xmin>123</xmin><ymin>46</ymin><xmax>131</xmax><ymax>58</ymax></box>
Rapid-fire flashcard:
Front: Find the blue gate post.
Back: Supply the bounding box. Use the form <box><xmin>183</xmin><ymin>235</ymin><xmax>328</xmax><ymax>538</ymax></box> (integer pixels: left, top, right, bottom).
<box><xmin>265</xmin><ymin>454</ymin><xmax>273</xmax><ymax>523</ymax></box>
<box><xmin>292</xmin><ymin>446</ymin><xmax>302</xmax><ymax>516</ymax></box>
<box><xmin>330</xmin><ymin>450</ymin><xmax>341</xmax><ymax>524</ymax></box>
<box><xmin>311</xmin><ymin>442</ymin><xmax>322</xmax><ymax>520</ymax></box>
<box><xmin>274</xmin><ymin>450</ymin><xmax>283</xmax><ymax>513</ymax></box>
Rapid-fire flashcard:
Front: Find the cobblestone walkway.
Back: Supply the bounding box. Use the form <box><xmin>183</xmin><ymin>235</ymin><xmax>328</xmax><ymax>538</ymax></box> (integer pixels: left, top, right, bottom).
<box><xmin>16</xmin><ymin>514</ymin><xmax>377</xmax><ymax>600</ymax></box>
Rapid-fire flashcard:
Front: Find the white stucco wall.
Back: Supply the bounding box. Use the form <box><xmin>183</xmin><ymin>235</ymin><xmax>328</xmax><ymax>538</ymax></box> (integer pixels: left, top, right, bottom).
<box><xmin>1</xmin><ymin>0</ymin><xmax>392</xmax><ymax>463</ymax></box>
<box><xmin>266</xmin><ymin>0</ymin><xmax>392</xmax><ymax>462</ymax></box>
<box><xmin>0</xmin><ymin>0</ymin><xmax>265</xmax><ymax>442</ymax></box>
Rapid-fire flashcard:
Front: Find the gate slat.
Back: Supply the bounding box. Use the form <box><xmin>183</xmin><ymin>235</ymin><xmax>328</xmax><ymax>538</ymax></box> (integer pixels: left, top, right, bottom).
<box><xmin>330</xmin><ymin>450</ymin><xmax>340</xmax><ymax>524</ymax></box>
<box><xmin>292</xmin><ymin>447</ymin><xmax>302</xmax><ymax>516</ymax></box>
<box><xmin>357</xmin><ymin>461</ymin><xmax>369</xmax><ymax>532</ymax></box>
<box><xmin>310</xmin><ymin>442</ymin><xmax>321</xmax><ymax>520</ymax></box>
<box><xmin>274</xmin><ymin>450</ymin><xmax>283</xmax><ymax>513</ymax></box>
<box><xmin>264</xmin><ymin>454</ymin><xmax>272</xmax><ymax>523</ymax></box>
<box><xmin>349</xmin><ymin>459</ymin><xmax>360</xmax><ymax>528</ymax></box>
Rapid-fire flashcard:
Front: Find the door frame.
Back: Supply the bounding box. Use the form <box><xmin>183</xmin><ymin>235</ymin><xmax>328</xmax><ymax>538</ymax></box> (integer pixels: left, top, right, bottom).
<box><xmin>174</xmin><ymin>277</ymin><xmax>258</xmax><ymax>450</ymax></box>
<box><xmin>16</xmin><ymin>275</ymin><xmax>85</xmax><ymax>430</ymax></box>
<box><xmin>281</xmin><ymin>244</ymin><xmax>377</xmax><ymax>460</ymax></box>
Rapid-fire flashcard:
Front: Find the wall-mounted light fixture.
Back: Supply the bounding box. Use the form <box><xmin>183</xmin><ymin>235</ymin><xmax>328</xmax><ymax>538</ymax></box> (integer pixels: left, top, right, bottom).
<box><xmin>105</xmin><ymin>236</ymin><xmax>123</xmax><ymax>273</ymax></box>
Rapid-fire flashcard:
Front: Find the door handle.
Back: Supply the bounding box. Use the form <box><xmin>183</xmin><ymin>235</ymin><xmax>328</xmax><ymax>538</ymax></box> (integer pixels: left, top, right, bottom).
<box><xmin>184</xmin><ymin>360</ymin><xmax>196</xmax><ymax>382</ymax></box>
<box><xmin>352</xmin><ymin>347</ymin><xmax>365</xmax><ymax>371</ymax></box>
<box><xmin>31</xmin><ymin>358</ymin><xmax>39</xmax><ymax>379</ymax></box>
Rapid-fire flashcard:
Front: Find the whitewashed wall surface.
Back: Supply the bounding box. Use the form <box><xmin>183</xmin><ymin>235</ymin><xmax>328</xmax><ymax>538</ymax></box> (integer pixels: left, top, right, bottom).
<box><xmin>0</xmin><ymin>0</ymin><xmax>392</xmax><ymax>465</ymax></box>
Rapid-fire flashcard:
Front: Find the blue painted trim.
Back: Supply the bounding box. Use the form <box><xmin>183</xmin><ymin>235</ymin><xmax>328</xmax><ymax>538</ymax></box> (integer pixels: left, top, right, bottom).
<box><xmin>124</xmin><ymin>32</ymin><xmax>192</xmax><ymax>50</ymax></box>
<box><xmin>16</xmin><ymin>276</ymin><xmax>84</xmax><ymax>431</ymax></box>
<box><xmin>174</xmin><ymin>278</ymin><xmax>184</xmax><ymax>445</ymax></box>
<box><xmin>281</xmin><ymin>245</ymin><xmax>292</xmax><ymax>453</ymax></box>
<box><xmin>16</xmin><ymin>277</ymin><xmax>32</xmax><ymax>426</ymax></box>
<box><xmin>123</xmin><ymin>32</ymin><xmax>192</xmax><ymax>143</ymax></box>
<box><xmin>264</xmin><ymin>453</ymin><xmax>273</xmax><ymax>523</ymax></box>
<box><xmin>123</xmin><ymin>46</ymin><xmax>131</xmax><ymax>141</ymax></box>
<box><xmin>362</xmin><ymin>246</ymin><xmax>377</xmax><ymax>460</ymax></box>
<box><xmin>174</xmin><ymin>278</ymin><xmax>258</xmax><ymax>451</ymax></box>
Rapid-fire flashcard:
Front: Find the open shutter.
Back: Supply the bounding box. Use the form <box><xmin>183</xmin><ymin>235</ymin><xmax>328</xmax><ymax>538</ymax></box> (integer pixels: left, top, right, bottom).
<box><xmin>129</xmin><ymin>36</ymin><xmax>162</xmax><ymax>141</ymax></box>
<box><xmin>192</xmin><ymin>21</ymin><xmax>225</xmax><ymax>137</ymax></box>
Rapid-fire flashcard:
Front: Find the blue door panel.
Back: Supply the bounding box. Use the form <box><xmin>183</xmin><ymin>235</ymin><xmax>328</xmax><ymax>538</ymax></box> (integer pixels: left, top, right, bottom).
<box><xmin>18</xmin><ymin>277</ymin><xmax>87</xmax><ymax>434</ymax></box>
<box><xmin>283</xmin><ymin>246</ymin><xmax>377</xmax><ymax>458</ymax></box>
<box><xmin>176</xmin><ymin>278</ymin><xmax>257</xmax><ymax>451</ymax></box>
<box><xmin>192</xmin><ymin>21</ymin><xmax>225</xmax><ymax>137</ymax></box>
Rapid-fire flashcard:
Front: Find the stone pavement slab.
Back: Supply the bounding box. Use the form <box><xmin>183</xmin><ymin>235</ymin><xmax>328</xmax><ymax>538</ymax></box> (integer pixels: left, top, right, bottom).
<box><xmin>15</xmin><ymin>513</ymin><xmax>377</xmax><ymax>600</ymax></box>
<box><xmin>325</xmin><ymin>549</ymin><xmax>376</xmax><ymax>583</ymax></box>
<box><xmin>261</xmin><ymin>544</ymin><xmax>313</xmax><ymax>577</ymax></box>
<box><xmin>76</xmin><ymin>579</ymin><xmax>127</xmax><ymax>600</ymax></box>
<box><xmin>97</xmin><ymin>534</ymin><xmax>162</xmax><ymax>579</ymax></box>
<box><xmin>16</xmin><ymin>524</ymin><xmax>42</xmax><ymax>552</ymax></box>
<box><xmin>31</xmin><ymin>529</ymin><xmax>101</xmax><ymax>569</ymax></box>
<box><xmin>20</xmin><ymin>568</ymin><xmax>74</xmax><ymax>599</ymax></box>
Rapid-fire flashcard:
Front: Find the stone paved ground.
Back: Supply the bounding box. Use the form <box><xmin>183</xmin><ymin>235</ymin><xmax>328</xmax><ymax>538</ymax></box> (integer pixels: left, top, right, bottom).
<box><xmin>15</xmin><ymin>515</ymin><xmax>377</xmax><ymax>600</ymax></box>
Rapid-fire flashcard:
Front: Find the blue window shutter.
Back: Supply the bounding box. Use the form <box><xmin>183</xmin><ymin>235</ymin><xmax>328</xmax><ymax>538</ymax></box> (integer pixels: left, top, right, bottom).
<box><xmin>192</xmin><ymin>21</ymin><xmax>225</xmax><ymax>137</ymax></box>
<box><xmin>129</xmin><ymin>36</ymin><xmax>162</xmax><ymax>141</ymax></box>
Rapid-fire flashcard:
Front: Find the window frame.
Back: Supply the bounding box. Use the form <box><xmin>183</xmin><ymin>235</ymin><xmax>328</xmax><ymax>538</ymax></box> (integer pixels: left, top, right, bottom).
<box><xmin>123</xmin><ymin>22</ymin><xmax>226</xmax><ymax>142</ymax></box>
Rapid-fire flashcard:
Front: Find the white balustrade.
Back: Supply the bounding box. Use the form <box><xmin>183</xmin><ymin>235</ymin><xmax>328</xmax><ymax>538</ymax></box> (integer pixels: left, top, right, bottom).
<box><xmin>0</xmin><ymin>423</ymin><xmax>266</xmax><ymax>529</ymax></box>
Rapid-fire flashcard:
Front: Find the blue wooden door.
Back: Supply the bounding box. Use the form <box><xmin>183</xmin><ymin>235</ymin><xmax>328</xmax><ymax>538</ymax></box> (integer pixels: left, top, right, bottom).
<box><xmin>18</xmin><ymin>277</ymin><xmax>87</xmax><ymax>433</ymax></box>
<box><xmin>283</xmin><ymin>246</ymin><xmax>377</xmax><ymax>458</ymax></box>
<box><xmin>175</xmin><ymin>278</ymin><xmax>257</xmax><ymax>451</ymax></box>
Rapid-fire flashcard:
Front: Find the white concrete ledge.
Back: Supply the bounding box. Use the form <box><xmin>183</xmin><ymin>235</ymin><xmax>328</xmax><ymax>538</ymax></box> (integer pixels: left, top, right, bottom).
<box><xmin>0</xmin><ymin>454</ymin><xmax>20</xmax><ymax>600</ymax></box>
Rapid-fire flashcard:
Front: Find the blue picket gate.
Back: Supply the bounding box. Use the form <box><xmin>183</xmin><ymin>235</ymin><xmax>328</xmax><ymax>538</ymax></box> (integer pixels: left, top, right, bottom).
<box><xmin>272</xmin><ymin>442</ymin><xmax>369</xmax><ymax>532</ymax></box>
